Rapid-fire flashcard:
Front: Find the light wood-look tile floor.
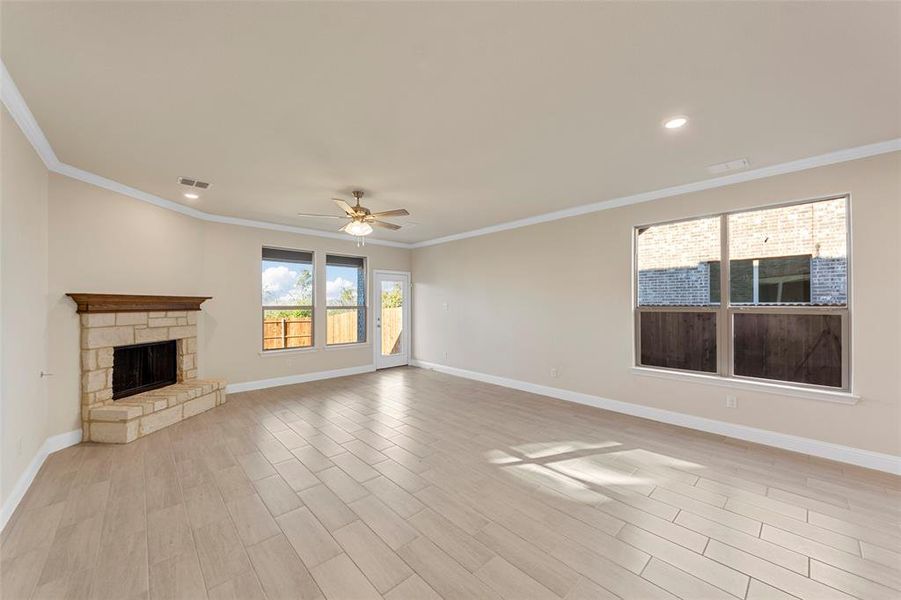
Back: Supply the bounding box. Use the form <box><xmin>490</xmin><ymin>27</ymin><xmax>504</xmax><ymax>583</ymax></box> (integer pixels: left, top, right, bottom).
<box><xmin>2</xmin><ymin>367</ymin><xmax>900</xmax><ymax>600</ymax></box>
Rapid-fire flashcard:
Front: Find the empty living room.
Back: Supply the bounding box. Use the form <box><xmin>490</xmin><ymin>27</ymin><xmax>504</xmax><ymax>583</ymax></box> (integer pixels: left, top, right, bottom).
<box><xmin>2</xmin><ymin>2</ymin><xmax>900</xmax><ymax>599</ymax></box>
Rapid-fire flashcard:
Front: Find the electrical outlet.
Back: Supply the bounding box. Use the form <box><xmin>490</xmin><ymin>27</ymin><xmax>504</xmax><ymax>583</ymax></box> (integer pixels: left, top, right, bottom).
<box><xmin>725</xmin><ymin>395</ymin><xmax>738</xmax><ymax>409</ymax></box>
<box><xmin>550</xmin><ymin>368</ymin><xmax>559</xmax><ymax>378</ymax></box>
<box><xmin>442</xmin><ymin>302</ymin><xmax>449</xmax><ymax>312</ymax></box>
<box><xmin>443</xmin><ymin>350</ymin><xmax>448</xmax><ymax>360</ymax></box>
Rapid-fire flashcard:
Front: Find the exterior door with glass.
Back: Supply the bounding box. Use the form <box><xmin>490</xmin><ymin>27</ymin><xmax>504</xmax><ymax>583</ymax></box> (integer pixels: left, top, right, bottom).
<box><xmin>373</xmin><ymin>271</ymin><xmax>410</xmax><ymax>369</ymax></box>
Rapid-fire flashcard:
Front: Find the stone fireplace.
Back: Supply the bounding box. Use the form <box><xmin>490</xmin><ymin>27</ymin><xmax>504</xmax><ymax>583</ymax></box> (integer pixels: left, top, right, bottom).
<box><xmin>68</xmin><ymin>293</ymin><xmax>226</xmax><ymax>443</ymax></box>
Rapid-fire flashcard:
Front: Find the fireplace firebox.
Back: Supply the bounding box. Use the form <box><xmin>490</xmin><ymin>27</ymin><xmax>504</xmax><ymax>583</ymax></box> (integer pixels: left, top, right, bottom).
<box><xmin>113</xmin><ymin>340</ymin><xmax>178</xmax><ymax>400</ymax></box>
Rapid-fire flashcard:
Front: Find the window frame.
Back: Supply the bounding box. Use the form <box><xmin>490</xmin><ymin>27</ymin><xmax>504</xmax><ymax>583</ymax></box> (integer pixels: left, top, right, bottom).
<box><xmin>261</xmin><ymin>247</ymin><xmax>315</xmax><ymax>353</ymax></box>
<box><xmin>325</xmin><ymin>253</ymin><xmax>368</xmax><ymax>347</ymax></box>
<box><xmin>633</xmin><ymin>194</ymin><xmax>851</xmax><ymax>394</ymax></box>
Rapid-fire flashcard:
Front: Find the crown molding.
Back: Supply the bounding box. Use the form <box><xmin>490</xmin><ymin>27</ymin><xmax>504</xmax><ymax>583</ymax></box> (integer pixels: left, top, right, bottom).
<box><xmin>1</xmin><ymin>60</ymin><xmax>412</xmax><ymax>249</ymax></box>
<box><xmin>410</xmin><ymin>138</ymin><xmax>901</xmax><ymax>248</ymax></box>
<box><xmin>1</xmin><ymin>61</ymin><xmax>59</xmax><ymax>169</ymax></box>
<box><xmin>4</xmin><ymin>59</ymin><xmax>899</xmax><ymax>251</ymax></box>
<box><xmin>53</xmin><ymin>161</ymin><xmax>414</xmax><ymax>248</ymax></box>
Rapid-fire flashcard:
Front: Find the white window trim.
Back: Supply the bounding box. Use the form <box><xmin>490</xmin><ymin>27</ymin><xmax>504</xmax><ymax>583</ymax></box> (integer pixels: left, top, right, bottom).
<box><xmin>323</xmin><ymin>342</ymin><xmax>371</xmax><ymax>351</ymax></box>
<box><xmin>258</xmin><ymin>346</ymin><xmax>318</xmax><ymax>357</ymax></box>
<box><xmin>631</xmin><ymin>366</ymin><xmax>859</xmax><ymax>405</ymax></box>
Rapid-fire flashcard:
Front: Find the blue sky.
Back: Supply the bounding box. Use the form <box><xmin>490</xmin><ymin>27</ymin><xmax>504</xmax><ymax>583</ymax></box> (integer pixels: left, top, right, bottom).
<box><xmin>261</xmin><ymin>260</ymin><xmax>359</xmax><ymax>305</ymax></box>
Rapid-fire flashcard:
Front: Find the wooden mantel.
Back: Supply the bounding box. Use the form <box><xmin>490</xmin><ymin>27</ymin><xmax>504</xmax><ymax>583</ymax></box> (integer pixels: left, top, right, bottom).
<box><xmin>66</xmin><ymin>293</ymin><xmax>212</xmax><ymax>314</ymax></box>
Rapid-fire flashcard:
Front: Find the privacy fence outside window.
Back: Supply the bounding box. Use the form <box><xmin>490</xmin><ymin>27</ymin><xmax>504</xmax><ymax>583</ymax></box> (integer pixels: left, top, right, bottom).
<box><xmin>262</xmin><ymin>247</ymin><xmax>314</xmax><ymax>351</ymax></box>
<box><xmin>634</xmin><ymin>196</ymin><xmax>850</xmax><ymax>391</ymax></box>
<box><xmin>326</xmin><ymin>254</ymin><xmax>367</xmax><ymax>345</ymax></box>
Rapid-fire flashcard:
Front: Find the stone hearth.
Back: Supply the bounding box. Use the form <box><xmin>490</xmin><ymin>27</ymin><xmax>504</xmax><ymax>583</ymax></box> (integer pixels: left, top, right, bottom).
<box><xmin>69</xmin><ymin>294</ymin><xmax>226</xmax><ymax>443</ymax></box>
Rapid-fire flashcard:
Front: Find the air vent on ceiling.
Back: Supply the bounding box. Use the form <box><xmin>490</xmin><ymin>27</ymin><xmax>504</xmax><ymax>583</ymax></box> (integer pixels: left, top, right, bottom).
<box><xmin>178</xmin><ymin>176</ymin><xmax>211</xmax><ymax>189</ymax></box>
<box><xmin>707</xmin><ymin>158</ymin><xmax>750</xmax><ymax>175</ymax></box>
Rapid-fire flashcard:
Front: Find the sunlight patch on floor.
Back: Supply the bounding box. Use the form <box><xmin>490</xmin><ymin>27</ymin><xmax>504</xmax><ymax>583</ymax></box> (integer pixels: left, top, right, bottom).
<box><xmin>549</xmin><ymin>457</ymin><xmax>655</xmax><ymax>490</ymax></box>
<box><xmin>484</xmin><ymin>449</ymin><xmax>522</xmax><ymax>465</ymax></box>
<box><xmin>504</xmin><ymin>462</ymin><xmax>591</xmax><ymax>491</ymax></box>
<box><xmin>511</xmin><ymin>440</ymin><xmax>621</xmax><ymax>459</ymax></box>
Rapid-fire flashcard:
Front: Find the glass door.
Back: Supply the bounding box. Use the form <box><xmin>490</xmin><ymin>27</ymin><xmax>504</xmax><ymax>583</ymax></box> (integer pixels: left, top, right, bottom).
<box><xmin>373</xmin><ymin>271</ymin><xmax>410</xmax><ymax>369</ymax></box>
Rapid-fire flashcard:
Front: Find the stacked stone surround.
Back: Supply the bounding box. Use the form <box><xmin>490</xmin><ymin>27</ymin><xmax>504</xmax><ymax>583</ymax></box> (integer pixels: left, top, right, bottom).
<box><xmin>80</xmin><ymin>310</ymin><xmax>226</xmax><ymax>443</ymax></box>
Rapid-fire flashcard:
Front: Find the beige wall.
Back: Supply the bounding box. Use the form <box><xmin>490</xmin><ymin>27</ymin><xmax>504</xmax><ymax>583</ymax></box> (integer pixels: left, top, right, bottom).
<box><xmin>1</xmin><ymin>107</ymin><xmax>50</xmax><ymax>507</ymax></box>
<box><xmin>46</xmin><ymin>174</ymin><xmax>410</xmax><ymax>439</ymax></box>
<box><xmin>412</xmin><ymin>152</ymin><xmax>901</xmax><ymax>456</ymax></box>
<box><xmin>4</xmin><ymin>99</ymin><xmax>899</xmax><ymax>477</ymax></box>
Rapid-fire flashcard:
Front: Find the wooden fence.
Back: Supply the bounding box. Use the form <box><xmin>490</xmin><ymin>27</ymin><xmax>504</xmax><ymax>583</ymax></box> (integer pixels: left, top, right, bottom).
<box><xmin>263</xmin><ymin>316</ymin><xmax>312</xmax><ymax>350</ymax></box>
<box><xmin>263</xmin><ymin>306</ymin><xmax>403</xmax><ymax>352</ymax></box>
<box><xmin>380</xmin><ymin>306</ymin><xmax>403</xmax><ymax>355</ymax></box>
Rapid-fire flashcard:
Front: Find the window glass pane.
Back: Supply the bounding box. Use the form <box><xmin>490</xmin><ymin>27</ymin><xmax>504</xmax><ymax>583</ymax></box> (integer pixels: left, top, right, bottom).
<box><xmin>733</xmin><ymin>313</ymin><xmax>842</xmax><ymax>388</ymax></box>
<box><xmin>263</xmin><ymin>309</ymin><xmax>313</xmax><ymax>350</ymax></box>
<box><xmin>381</xmin><ymin>281</ymin><xmax>404</xmax><ymax>356</ymax></box>
<box><xmin>326</xmin><ymin>256</ymin><xmax>366</xmax><ymax>344</ymax></box>
<box><xmin>639</xmin><ymin>311</ymin><xmax>717</xmax><ymax>373</ymax></box>
<box><xmin>326</xmin><ymin>264</ymin><xmax>360</xmax><ymax>306</ymax></box>
<box><xmin>327</xmin><ymin>308</ymin><xmax>364</xmax><ymax>345</ymax></box>
<box><xmin>262</xmin><ymin>259</ymin><xmax>313</xmax><ymax>306</ymax></box>
<box><xmin>262</xmin><ymin>250</ymin><xmax>313</xmax><ymax>351</ymax></box>
<box><xmin>637</xmin><ymin>217</ymin><xmax>721</xmax><ymax>306</ymax></box>
<box><xmin>728</xmin><ymin>198</ymin><xmax>846</xmax><ymax>306</ymax></box>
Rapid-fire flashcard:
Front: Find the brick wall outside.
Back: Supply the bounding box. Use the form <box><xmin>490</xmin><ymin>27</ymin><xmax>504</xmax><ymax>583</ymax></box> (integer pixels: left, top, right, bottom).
<box><xmin>637</xmin><ymin>198</ymin><xmax>847</xmax><ymax>305</ymax></box>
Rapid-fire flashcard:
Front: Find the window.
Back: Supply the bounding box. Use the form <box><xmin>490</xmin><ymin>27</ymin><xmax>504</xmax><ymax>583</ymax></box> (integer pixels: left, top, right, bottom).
<box><xmin>636</xmin><ymin>216</ymin><xmax>721</xmax><ymax>373</ymax></box>
<box><xmin>635</xmin><ymin>196</ymin><xmax>849</xmax><ymax>390</ymax></box>
<box><xmin>326</xmin><ymin>255</ymin><xmax>366</xmax><ymax>345</ymax></box>
<box><xmin>262</xmin><ymin>248</ymin><xmax>313</xmax><ymax>351</ymax></box>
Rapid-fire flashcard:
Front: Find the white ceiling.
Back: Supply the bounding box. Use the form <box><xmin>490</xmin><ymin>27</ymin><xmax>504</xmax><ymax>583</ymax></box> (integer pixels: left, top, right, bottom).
<box><xmin>3</xmin><ymin>2</ymin><xmax>899</xmax><ymax>244</ymax></box>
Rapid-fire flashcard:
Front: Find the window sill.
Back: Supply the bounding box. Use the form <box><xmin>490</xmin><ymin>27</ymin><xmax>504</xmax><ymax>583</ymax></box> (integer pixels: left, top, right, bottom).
<box><xmin>630</xmin><ymin>366</ymin><xmax>859</xmax><ymax>405</ymax></box>
<box><xmin>259</xmin><ymin>347</ymin><xmax>318</xmax><ymax>357</ymax></box>
<box><xmin>324</xmin><ymin>343</ymin><xmax>370</xmax><ymax>351</ymax></box>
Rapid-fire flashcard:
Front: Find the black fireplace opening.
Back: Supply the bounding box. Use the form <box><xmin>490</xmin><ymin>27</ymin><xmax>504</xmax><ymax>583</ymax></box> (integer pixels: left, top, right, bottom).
<box><xmin>113</xmin><ymin>340</ymin><xmax>177</xmax><ymax>400</ymax></box>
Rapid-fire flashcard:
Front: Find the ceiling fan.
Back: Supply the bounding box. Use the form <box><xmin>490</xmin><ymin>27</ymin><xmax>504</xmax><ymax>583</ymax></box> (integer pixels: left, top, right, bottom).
<box><xmin>297</xmin><ymin>190</ymin><xmax>409</xmax><ymax>243</ymax></box>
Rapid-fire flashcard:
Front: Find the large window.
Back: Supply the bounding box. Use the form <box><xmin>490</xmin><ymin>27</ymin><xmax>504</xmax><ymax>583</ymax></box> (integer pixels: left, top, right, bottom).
<box><xmin>326</xmin><ymin>255</ymin><xmax>366</xmax><ymax>345</ymax></box>
<box><xmin>262</xmin><ymin>248</ymin><xmax>313</xmax><ymax>351</ymax></box>
<box><xmin>635</xmin><ymin>196</ymin><xmax>849</xmax><ymax>390</ymax></box>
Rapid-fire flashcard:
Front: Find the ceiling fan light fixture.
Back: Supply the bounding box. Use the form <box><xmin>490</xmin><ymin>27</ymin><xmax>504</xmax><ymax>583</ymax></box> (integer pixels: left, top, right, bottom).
<box><xmin>345</xmin><ymin>221</ymin><xmax>373</xmax><ymax>236</ymax></box>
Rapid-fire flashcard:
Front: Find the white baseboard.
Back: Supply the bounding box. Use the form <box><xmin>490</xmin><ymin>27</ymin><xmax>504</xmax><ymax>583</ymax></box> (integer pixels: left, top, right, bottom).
<box><xmin>3</xmin><ymin>366</ymin><xmax>376</xmax><ymax>532</ymax></box>
<box><xmin>226</xmin><ymin>364</ymin><xmax>376</xmax><ymax>394</ymax></box>
<box><xmin>411</xmin><ymin>360</ymin><xmax>901</xmax><ymax>475</ymax></box>
<box><xmin>1</xmin><ymin>429</ymin><xmax>82</xmax><ymax>533</ymax></box>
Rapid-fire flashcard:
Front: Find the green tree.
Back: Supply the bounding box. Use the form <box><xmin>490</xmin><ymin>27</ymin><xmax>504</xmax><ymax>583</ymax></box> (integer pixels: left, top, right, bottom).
<box><xmin>339</xmin><ymin>286</ymin><xmax>357</xmax><ymax>306</ymax></box>
<box><xmin>262</xmin><ymin>265</ymin><xmax>312</xmax><ymax>306</ymax></box>
<box><xmin>381</xmin><ymin>285</ymin><xmax>403</xmax><ymax>308</ymax></box>
<box><xmin>296</xmin><ymin>269</ymin><xmax>313</xmax><ymax>304</ymax></box>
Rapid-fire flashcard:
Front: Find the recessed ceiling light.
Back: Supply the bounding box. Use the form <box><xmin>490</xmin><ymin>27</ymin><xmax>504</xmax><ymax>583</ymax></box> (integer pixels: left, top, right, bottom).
<box><xmin>664</xmin><ymin>116</ymin><xmax>688</xmax><ymax>129</ymax></box>
<box><xmin>183</xmin><ymin>192</ymin><xmax>199</xmax><ymax>200</ymax></box>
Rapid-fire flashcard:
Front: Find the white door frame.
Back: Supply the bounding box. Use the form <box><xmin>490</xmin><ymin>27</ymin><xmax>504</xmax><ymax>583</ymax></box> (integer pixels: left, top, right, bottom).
<box><xmin>373</xmin><ymin>270</ymin><xmax>411</xmax><ymax>369</ymax></box>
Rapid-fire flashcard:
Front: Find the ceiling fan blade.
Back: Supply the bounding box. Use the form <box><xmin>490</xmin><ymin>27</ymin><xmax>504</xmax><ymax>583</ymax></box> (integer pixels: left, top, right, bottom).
<box><xmin>370</xmin><ymin>208</ymin><xmax>409</xmax><ymax>218</ymax></box>
<box><xmin>297</xmin><ymin>213</ymin><xmax>347</xmax><ymax>219</ymax></box>
<box><xmin>370</xmin><ymin>220</ymin><xmax>402</xmax><ymax>230</ymax></box>
<box><xmin>333</xmin><ymin>198</ymin><xmax>356</xmax><ymax>216</ymax></box>
<box><xmin>338</xmin><ymin>223</ymin><xmax>350</xmax><ymax>232</ymax></box>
